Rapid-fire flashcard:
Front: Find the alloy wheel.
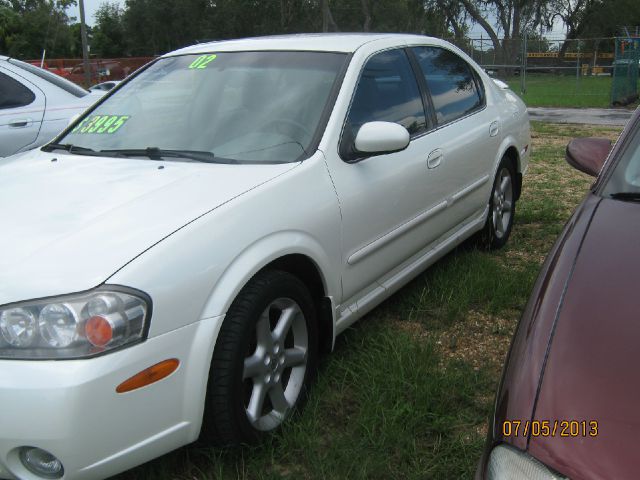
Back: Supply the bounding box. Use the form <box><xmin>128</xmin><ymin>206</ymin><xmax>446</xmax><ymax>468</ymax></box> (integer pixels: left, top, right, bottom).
<box><xmin>242</xmin><ymin>297</ymin><xmax>308</xmax><ymax>431</ymax></box>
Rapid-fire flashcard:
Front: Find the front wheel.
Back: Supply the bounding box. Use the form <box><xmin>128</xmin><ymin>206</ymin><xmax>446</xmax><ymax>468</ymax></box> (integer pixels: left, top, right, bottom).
<box><xmin>201</xmin><ymin>270</ymin><xmax>318</xmax><ymax>446</ymax></box>
<box><xmin>481</xmin><ymin>158</ymin><xmax>516</xmax><ymax>249</ymax></box>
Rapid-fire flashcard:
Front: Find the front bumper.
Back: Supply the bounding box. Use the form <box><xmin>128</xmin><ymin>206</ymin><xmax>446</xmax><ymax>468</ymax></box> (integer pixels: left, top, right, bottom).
<box><xmin>0</xmin><ymin>314</ymin><xmax>223</xmax><ymax>480</ymax></box>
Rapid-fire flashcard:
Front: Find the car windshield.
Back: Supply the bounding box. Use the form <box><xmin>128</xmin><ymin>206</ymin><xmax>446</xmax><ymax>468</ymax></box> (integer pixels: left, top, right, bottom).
<box><xmin>602</xmin><ymin>118</ymin><xmax>640</xmax><ymax>198</ymax></box>
<box><xmin>56</xmin><ymin>51</ymin><xmax>347</xmax><ymax>163</ymax></box>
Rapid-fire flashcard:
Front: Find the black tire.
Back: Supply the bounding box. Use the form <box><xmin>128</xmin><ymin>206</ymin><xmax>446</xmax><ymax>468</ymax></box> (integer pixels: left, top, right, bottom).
<box><xmin>201</xmin><ymin>270</ymin><xmax>318</xmax><ymax>446</ymax></box>
<box><xmin>480</xmin><ymin>157</ymin><xmax>517</xmax><ymax>249</ymax></box>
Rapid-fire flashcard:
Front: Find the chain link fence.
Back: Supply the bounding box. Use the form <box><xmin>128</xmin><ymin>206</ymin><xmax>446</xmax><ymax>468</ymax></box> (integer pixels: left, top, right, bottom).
<box><xmin>611</xmin><ymin>37</ymin><xmax>640</xmax><ymax>105</ymax></box>
<box><xmin>449</xmin><ymin>36</ymin><xmax>638</xmax><ymax>108</ymax></box>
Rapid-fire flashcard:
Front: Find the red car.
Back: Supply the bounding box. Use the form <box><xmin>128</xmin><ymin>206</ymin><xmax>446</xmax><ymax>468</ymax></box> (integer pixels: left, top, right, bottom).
<box><xmin>477</xmin><ymin>108</ymin><xmax>640</xmax><ymax>479</ymax></box>
<box><xmin>66</xmin><ymin>60</ymin><xmax>128</xmax><ymax>85</ymax></box>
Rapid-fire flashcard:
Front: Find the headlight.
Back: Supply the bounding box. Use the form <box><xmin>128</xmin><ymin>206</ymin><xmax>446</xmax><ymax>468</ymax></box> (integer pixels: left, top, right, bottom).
<box><xmin>0</xmin><ymin>286</ymin><xmax>150</xmax><ymax>359</ymax></box>
<box><xmin>487</xmin><ymin>444</ymin><xmax>567</xmax><ymax>480</ymax></box>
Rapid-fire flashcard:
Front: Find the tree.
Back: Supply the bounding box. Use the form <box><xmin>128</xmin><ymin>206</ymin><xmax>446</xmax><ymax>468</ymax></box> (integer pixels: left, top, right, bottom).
<box><xmin>1</xmin><ymin>0</ymin><xmax>464</xmax><ymax>59</ymax></box>
<box><xmin>562</xmin><ymin>0</ymin><xmax>640</xmax><ymax>38</ymax></box>
<box><xmin>325</xmin><ymin>0</ymin><xmax>450</xmax><ymax>35</ymax></box>
<box><xmin>457</xmin><ymin>0</ymin><xmax>552</xmax><ymax>69</ymax></box>
<box><xmin>0</xmin><ymin>5</ymin><xmax>20</xmax><ymax>54</ymax></box>
<box><xmin>92</xmin><ymin>2</ymin><xmax>126</xmax><ymax>57</ymax></box>
<box><xmin>123</xmin><ymin>0</ymin><xmax>238</xmax><ymax>55</ymax></box>
<box><xmin>0</xmin><ymin>0</ymin><xmax>77</xmax><ymax>59</ymax></box>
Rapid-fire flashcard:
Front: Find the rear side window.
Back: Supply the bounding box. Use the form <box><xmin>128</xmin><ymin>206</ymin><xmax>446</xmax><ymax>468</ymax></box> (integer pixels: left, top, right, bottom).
<box><xmin>412</xmin><ymin>47</ymin><xmax>483</xmax><ymax>125</ymax></box>
<box><xmin>9</xmin><ymin>59</ymin><xmax>88</xmax><ymax>98</ymax></box>
<box><xmin>0</xmin><ymin>71</ymin><xmax>36</xmax><ymax>109</ymax></box>
<box><xmin>346</xmin><ymin>49</ymin><xmax>426</xmax><ymax>139</ymax></box>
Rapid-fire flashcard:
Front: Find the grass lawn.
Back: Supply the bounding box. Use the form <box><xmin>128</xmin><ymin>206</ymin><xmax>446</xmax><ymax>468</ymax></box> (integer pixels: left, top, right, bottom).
<box><xmin>115</xmin><ymin>121</ymin><xmax>622</xmax><ymax>480</ymax></box>
<box><xmin>506</xmin><ymin>73</ymin><xmax>638</xmax><ymax>108</ymax></box>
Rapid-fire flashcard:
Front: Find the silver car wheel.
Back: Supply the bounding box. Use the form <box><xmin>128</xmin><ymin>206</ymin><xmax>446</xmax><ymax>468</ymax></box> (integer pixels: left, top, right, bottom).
<box><xmin>242</xmin><ymin>297</ymin><xmax>308</xmax><ymax>431</ymax></box>
<box><xmin>492</xmin><ymin>167</ymin><xmax>514</xmax><ymax>239</ymax></box>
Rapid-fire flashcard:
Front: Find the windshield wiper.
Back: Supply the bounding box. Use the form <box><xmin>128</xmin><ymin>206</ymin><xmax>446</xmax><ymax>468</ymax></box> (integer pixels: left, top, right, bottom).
<box><xmin>609</xmin><ymin>192</ymin><xmax>640</xmax><ymax>202</ymax></box>
<box><xmin>99</xmin><ymin>147</ymin><xmax>237</xmax><ymax>164</ymax></box>
<box><xmin>42</xmin><ymin>143</ymin><xmax>96</xmax><ymax>155</ymax></box>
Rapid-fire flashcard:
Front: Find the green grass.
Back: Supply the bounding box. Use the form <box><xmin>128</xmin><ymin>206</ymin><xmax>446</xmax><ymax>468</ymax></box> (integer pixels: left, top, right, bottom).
<box><xmin>115</xmin><ymin>122</ymin><xmax>623</xmax><ymax>480</ymax></box>
<box><xmin>505</xmin><ymin>73</ymin><xmax>639</xmax><ymax>108</ymax></box>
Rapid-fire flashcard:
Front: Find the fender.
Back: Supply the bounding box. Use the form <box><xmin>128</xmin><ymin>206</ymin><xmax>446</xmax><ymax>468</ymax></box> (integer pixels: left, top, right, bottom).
<box><xmin>490</xmin><ymin>133</ymin><xmax>528</xmax><ymax>202</ymax></box>
<box><xmin>495</xmin><ymin>134</ymin><xmax>523</xmax><ymax>174</ymax></box>
<box><xmin>200</xmin><ymin>230</ymin><xmax>339</xmax><ymax>330</ymax></box>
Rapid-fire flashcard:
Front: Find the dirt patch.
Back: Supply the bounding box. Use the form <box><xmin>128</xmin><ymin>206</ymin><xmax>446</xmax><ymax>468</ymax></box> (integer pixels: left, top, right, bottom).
<box><xmin>432</xmin><ymin>310</ymin><xmax>516</xmax><ymax>374</ymax></box>
<box><xmin>391</xmin><ymin>309</ymin><xmax>517</xmax><ymax>376</ymax></box>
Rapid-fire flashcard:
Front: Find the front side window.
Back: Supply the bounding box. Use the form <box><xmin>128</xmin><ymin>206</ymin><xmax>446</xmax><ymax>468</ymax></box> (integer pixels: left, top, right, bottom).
<box><xmin>0</xmin><ymin>71</ymin><xmax>36</xmax><ymax>109</ymax></box>
<box><xmin>344</xmin><ymin>48</ymin><xmax>426</xmax><ymax>151</ymax></box>
<box><xmin>55</xmin><ymin>51</ymin><xmax>347</xmax><ymax>163</ymax></box>
<box><xmin>412</xmin><ymin>47</ymin><xmax>483</xmax><ymax>125</ymax></box>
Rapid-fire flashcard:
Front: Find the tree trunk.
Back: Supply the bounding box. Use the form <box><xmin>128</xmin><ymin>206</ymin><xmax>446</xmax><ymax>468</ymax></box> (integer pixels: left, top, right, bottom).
<box><xmin>459</xmin><ymin>0</ymin><xmax>501</xmax><ymax>54</ymax></box>
<box><xmin>361</xmin><ymin>0</ymin><xmax>371</xmax><ymax>32</ymax></box>
<box><xmin>322</xmin><ymin>0</ymin><xmax>339</xmax><ymax>32</ymax></box>
<box><xmin>460</xmin><ymin>0</ymin><xmax>522</xmax><ymax>76</ymax></box>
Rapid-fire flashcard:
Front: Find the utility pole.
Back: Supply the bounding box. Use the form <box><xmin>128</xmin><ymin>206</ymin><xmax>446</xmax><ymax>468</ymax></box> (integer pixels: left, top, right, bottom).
<box><xmin>79</xmin><ymin>0</ymin><xmax>91</xmax><ymax>87</ymax></box>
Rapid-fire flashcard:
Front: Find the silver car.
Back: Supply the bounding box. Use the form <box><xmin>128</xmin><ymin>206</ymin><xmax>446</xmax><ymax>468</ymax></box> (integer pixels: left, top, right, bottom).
<box><xmin>0</xmin><ymin>57</ymin><xmax>103</xmax><ymax>157</ymax></box>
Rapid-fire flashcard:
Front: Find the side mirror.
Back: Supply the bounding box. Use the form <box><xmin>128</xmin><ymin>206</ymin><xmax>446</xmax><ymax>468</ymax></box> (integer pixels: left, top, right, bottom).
<box><xmin>565</xmin><ymin>137</ymin><xmax>612</xmax><ymax>177</ymax></box>
<box><xmin>354</xmin><ymin>121</ymin><xmax>410</xmax><ymax>156</ymax></box>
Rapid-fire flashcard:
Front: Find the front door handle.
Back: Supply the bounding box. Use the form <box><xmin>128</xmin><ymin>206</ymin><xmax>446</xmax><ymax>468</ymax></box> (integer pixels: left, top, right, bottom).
<box><xmin>427</xmin><ymin>148</ymin><xmax>443</xmax><ymax>169</ymax></box>
<box><xmin>489</xmin><ymin>120</ymin><xmax>500</xmax><ymax>137</ymax></box>
<box><xmin>9</xmin><ymin>119</ymin><xmax>30</xmax><ymax>128</ymax></box>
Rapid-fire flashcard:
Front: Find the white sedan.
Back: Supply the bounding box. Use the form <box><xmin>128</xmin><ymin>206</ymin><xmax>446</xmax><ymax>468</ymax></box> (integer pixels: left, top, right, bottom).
<box><xmin>0</xmin><ymin>57</ymin><xmax>103</xmax><ymax>157</ymax></box>
<box><xmin>0</xmin><ymin>34</ymin><xmax>529</xmax><ymax>479</ymax></box>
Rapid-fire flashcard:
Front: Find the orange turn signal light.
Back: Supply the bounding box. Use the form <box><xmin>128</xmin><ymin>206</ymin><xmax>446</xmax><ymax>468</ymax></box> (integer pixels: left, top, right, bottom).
<box><xmin>116</xmin><ymin>359</ymin><xmax>180</xmax><ymax>393</ymax></box>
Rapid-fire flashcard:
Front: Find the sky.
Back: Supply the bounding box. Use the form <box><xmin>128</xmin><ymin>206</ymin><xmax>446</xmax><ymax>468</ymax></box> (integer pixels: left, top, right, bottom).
<box><xmin>66</xmin><ymin>0</ymin><xmax>125</xmax><ymax>26</ymax></box>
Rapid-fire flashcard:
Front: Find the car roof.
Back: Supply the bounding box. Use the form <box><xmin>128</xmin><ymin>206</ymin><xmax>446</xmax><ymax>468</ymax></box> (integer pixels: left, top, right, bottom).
<box><xmin>167</xmin><ymin>33</ymin><xmax>440</xmax><ymax>56</ymax></box>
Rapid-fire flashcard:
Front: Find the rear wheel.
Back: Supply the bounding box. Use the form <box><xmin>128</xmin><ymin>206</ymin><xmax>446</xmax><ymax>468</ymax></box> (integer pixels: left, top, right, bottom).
<box><xmin>481</xmin><ymin>157</ymin><xmax>516</xmax><ymax>249</ymax></box>
<box><xmin>202</xmin><ymin>270</ymin><xmax>317</xmax><ymax>445</ymax></box>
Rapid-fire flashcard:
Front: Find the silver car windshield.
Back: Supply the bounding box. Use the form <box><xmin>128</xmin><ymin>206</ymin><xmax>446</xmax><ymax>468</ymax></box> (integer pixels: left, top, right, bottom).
<box><xmin>57</xmin><ymin>51</ymin><xmax>347</xmax><ymax>163</ymax></box>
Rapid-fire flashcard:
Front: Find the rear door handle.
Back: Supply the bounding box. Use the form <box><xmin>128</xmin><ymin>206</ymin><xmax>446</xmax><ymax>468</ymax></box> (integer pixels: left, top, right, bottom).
<box><xmin>489</xmin><ymin>120</ymin><xmax>500</xmax><ymax>137</ymax></box>
<box><xmin>9</xmin><ymin>119</ymin><xmax>30</xmax><ymax>128</ymax></box>
<box><xmin>427</xmin><ymin>148</ymin><xmax>443</xmax><ymax>169</ymax></box>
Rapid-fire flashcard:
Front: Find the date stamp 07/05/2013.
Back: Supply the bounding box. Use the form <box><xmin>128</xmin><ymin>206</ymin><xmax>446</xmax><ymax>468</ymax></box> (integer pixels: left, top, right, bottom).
<box><xmin>502</xmin><ymin>420</ymin><xmax>598</xmax><ymax>438</ymax></box>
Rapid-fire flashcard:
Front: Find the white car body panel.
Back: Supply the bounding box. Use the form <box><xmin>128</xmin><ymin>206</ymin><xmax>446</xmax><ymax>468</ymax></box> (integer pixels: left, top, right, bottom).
<box><xmin>0</xmin><ymin>34</ymin><xmax>530</xmax><ymax>479</ymax></box>
<box><xmin>0</xmin><ymin>57</ymin><xmax>101</xmax><ymax>157</ymax></box>
<box><xmin>107</xmin><ymin>151</ymin><xmax>342</xmax><ymax>337</ymax></box>
<box><xmin>0</xmin><ymin>315</ymin><xmax>223</xmax><ymax>480</ymax></box>
<box><xmin>0</xmin><ymin>152</ymin><xmax>296</xmax><ymax>305</ymax></box>
<box><xmin>0</xmin><ymin>65</ymin><xmax>46</xmax><ymax>157</ymax></box>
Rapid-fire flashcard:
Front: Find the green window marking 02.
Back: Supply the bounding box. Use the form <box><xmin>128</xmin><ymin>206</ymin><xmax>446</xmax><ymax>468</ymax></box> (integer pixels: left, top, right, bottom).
<box><xmin>73</xmin><ymin>115</ymin><xmax>130</xmax><ymax>134</ymax></box>
<box><xmin>188</xmin><ymin>54</ymin><xmax>217</xmax><ymax>69</ymax></box>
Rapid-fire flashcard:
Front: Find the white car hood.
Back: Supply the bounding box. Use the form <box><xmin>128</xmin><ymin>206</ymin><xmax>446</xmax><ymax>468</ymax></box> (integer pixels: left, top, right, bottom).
<box><xmin>0</xmin><ymin>151</ymin><xmax>296</xmax><ymax>305</ymax></box>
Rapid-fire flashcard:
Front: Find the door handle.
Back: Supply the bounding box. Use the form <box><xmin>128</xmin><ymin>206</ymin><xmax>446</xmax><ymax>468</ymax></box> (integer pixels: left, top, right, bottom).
<box><xmin>427</xmin><ymin>149</ymin><xmax>443</xmax><ymax>169</ymax></box>
<box><xmin>489</xmin><ymin>120</ymin><xmax>500</xmax><ymax>137</ymax></box>
<box><xmin>9</xmin><ymin>119</ymin><xmax>30</xmax><ymax>128</ymax></box>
